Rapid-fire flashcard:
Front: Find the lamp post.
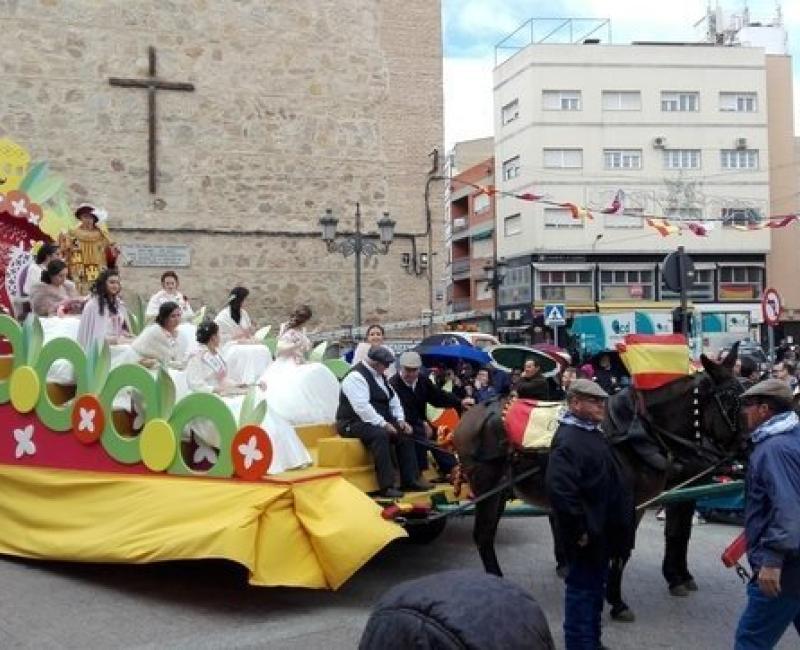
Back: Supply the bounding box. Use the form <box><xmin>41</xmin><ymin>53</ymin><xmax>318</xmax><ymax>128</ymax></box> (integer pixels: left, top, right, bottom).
<box><xmin>483</xmin><ymin>257</ymin><xmax>507</xmax><ymax>336</ymax></box>
<box><xmin>319</xmin><ymin>203</ymin><xmax>396</xmax><ymax>328</ymax></box>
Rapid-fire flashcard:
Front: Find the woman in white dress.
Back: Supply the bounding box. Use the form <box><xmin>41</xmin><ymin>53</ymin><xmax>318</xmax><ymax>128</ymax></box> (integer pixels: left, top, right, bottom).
<box><xmin>145</xmin><ymin>271</ymin><xmax>196</xmax><ymax>354</ymax></box>
<box><xmin>22</xmin><ymin>243</ymin><xmax>61</xmax><ymax>311</ymax></box>
<box><xmin>260</xmin><ymin>305</ymin><xmax>340</xmax><ymax>426</ymax></box>
<box><xmin>130</xmin><ymin>302</ymin><xmax>188</xmax><ymax>371</ymax></box>
<box><xmin>186</xmin><ymin>320</ymin><xmax>311</xmax><ymax>474</ymax></box>
<box><xmin>214</xmin><ymin>286</ymin><xmax>271</xmax><ymax>384</ymax></box>
<box><xmin>214</xmin><ymin>286</ymin><xmax>255</xmax><ymax>345</ymax></box>
<box><xmin>77</xmin><ymin>269</ymin><xmax>131</xmax><ymax>350</ymax></box>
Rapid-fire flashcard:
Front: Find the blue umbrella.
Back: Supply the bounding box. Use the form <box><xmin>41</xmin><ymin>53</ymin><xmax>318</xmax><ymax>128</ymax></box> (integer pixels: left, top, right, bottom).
<box><xmin>414</xmin><ymin>343</ymin><xmax>491</xmax><ymax>369</ymax></box>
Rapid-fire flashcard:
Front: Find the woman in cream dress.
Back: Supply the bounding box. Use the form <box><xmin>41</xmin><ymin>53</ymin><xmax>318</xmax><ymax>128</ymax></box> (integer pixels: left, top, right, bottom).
<box><xmin>186</xmin><ymin>321</ymin><xmax>311</xmax><ymax>473</ymax></box>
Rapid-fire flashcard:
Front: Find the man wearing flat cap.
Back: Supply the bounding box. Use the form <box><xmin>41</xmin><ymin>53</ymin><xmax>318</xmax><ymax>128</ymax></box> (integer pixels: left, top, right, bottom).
<box><xmin>337</xmin><ymin>346</ymin><xmax>422</xmax><ymax>498</ymax></box>
<box><xmin>546</xmin><ymin>379</ymin><xmax>634</xmax><ymax>650</ymax></box>
<box><xmin>734</xmin><ymin>379</ymin><xmax>800</xmax><ymax>649</ymax></box>
<box><xmin>389</xmin><ymin>351</ymin><xmax>474</xmax><ymax>484</ymax></box>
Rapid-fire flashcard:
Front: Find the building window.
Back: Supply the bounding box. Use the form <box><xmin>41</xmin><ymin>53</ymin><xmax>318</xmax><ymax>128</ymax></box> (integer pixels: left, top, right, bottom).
<box><xmin>542</xmin><ymin>90</ymin><xmax>581</xmax><ymax>111</ymax></box>
<box><xmin>721</xmin><ymin>207</ymin><xmax>761</xmax><ymax>228</ymax></box>
<box><xmin>665</xmin><ymin>207</ymin><xmax>702</xmax><ymax>222</ymax></box>
<box><xmin>718</xmin><ymin>266</ymin><xmax>763</xmax><ymax>301</ymax></box>
<box><xmin>501</xmin><ymin>99</ymin><xmax>520</xmax><ymax>125</ymax></box>
<box><xmin>661</xmin><ymin>91</ymin><xmax>699</xmax><ymax>112</ymax></box>
<box><xmin>721</xmin><ymin>149</ymin><xmax>759</xmax><ymax>170</ymax></box>
<box><xmin>604</xmin><ymin>208</ymin><xmax>644</xmax><ymax>229</ymax></box>
<box><xmin>604</xmin><ymin>149</ymin><xmax>642</xmax><ymax>170</ymax></box>
<box><xmin>543</xmin><ymin>148</ymin><xmax>582</xmax><ymax>169</ymax></box>
<box><xmin>662</xmin><ymin>268</ymin><xmax>714</xmax><ymax>301</ymax></box>
<box><xmin>600</xmin><ymin>269</ymin><xmax>654</xmax><ymax>300</ymax></box>
<box><xmin>499</xmin><ymin>265</ymin><xmax>531</xmax><ymax>305</ymax></box>
<box><xmin>720</xmin><ymin>92</ymin><xmax>757</xmax><ymax>112</ymax></box>
<box><xmin>502</xmin><ymin>156</ymin><xmax>520</xmax><ymax>180</ymax></box>
<box><xmin>504</xmin><ymin>213</ymin><xmax>522</xmax><ymax>236</ymax></box>
<box><xmin>471</xmin><ymin>236</ymin><xmax>493</xmax><ymax>259</ymax></box>
<box><xmin>602</xmin><ymin>91</ymin><xmax>641</xmax><ymax>111</ymax></box>
<box><xmin>544</xmin><ymin>207</ymin><xmax>583</xmax><ymax>229</ymax></box>
<box><xmin>664</xmin><ymin>149</ymin><xmax>701</xmax><ymax>169</ymax></box>
<box><xmin>537</xmin><ymin>270</ymin><xmax>593</xmax><ymax>302</ymax></box>
<box><xmin>473</xmin><ymin>192</ymin><xmax>490</xmax><ymax>213</ymax></box>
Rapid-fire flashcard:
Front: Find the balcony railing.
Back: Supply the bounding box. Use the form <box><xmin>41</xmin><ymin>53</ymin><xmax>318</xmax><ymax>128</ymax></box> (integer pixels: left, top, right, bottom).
<box><xmin>451</xmin><ymin>258</ymin><xmax>471</xmax><ymax>276</ymax></box>
<box><xmin>452</xmin><ymin>298</ymin><xmax>472</xmax><ymax>313</ymax></box>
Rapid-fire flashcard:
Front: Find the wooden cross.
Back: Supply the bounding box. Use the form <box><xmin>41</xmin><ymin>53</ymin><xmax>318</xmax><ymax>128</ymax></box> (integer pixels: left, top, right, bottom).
<box><xmin>109</xmin><ymin>46</ymin><xmax>195</xmax><ymax>194</ymax></box>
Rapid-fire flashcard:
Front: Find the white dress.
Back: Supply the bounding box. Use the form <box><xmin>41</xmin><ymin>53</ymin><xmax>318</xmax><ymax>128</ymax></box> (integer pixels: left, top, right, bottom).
<box><xmin>185</xmin><ymin>346</ymin><xmax>311</xmax><ymax>474</ymax></box>
<box><xmin>146</xmin><ymin>289</ymin><xmax>197</xmax><ymax>354</ymax></box>
<box><xmin>260</xmin><ymin>324</ymin><xmax>340</xmax><ymax>426</ymax></box>
<box><xmin>214</xmin><ymin>306</ymin><xmax>271</xmax><ymax>384</ymax></box>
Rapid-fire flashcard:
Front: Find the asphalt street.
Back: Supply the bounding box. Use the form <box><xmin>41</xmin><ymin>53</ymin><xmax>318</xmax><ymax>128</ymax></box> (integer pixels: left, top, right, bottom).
<box><xmin>0</xmin><ymin>513</ymin><xmax>795</xmax><ymax>649</ymax></box>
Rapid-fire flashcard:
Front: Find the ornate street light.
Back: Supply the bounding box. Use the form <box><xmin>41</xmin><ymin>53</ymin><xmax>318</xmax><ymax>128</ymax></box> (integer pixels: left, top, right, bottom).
<box><xmin>319</xmin><ymin>202</ymin><xmax>395</xmax><ymax>327</ymax></box>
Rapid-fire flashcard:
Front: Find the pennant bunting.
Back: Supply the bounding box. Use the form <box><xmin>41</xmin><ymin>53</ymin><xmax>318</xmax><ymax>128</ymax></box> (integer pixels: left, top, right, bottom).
<box><xmin>560</xmin><ymin>202</ymin><xmax>593</xmax><ymax>222</ymax></box>
<box><xmin>601</xmin><ymin>189</ymin><xmax>625</xmax><ymax>215</ymax></box>
<box><xmin>516</xmin><ymin>192</ymin><xmax>544</xmax><ymax>201</ymax></box>
<box><xmin>646</xmin><ymin>218</ymin><xmax>680</xmax><ymax>237</ymax></box>
<box><xmin>686</xmin><ymin>222</ymin><xmax>713</xmax><ymax>237</ymax></box>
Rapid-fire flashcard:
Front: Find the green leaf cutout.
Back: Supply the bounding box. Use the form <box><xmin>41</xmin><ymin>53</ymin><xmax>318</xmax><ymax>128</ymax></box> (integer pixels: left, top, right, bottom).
<box><xmin>309</xmin><ymin>341</ymin><xmax>327</xmax><ymax>363</ymax></box>
<box><xmin>263</xmin><ymin>337</ymin><xmax>277</xmax><ymax>357</ymax></box>
<box><xmin>157</xmin><ymin>367</ymin><xmax>176</xmax><ymax>419</ymax></box>
<box><xmin>23</xmin><ymin>315</ymin><xmax>44</xmax><ymax>365</ymax></box>
<box><xmin>239</xmin><ymin>386</ymin><xmax>256</xmax><ymax>426</ymax></box>
<box><xmin>192</xmin><ymin>305</ymin><xmax>207</xmax><ymax>326</ymax></box>
<box><xmin>19</xmin><ymin>161</ymin><xmax>48</xmax><ymax>194</ymax></box>
<box><xmin>249</xmin><ymin>398</ymin><xmax>267</xmax><ymax>428</ymax></box>
<box><xmin>324</xmin><ymin>358</ymin><xmax>351</xmax><ymax>381</ymax></box>
<box><xmin>27</xmin><ymin>173</ymin><xmax>65</xmax><ymax>204</ymax></box>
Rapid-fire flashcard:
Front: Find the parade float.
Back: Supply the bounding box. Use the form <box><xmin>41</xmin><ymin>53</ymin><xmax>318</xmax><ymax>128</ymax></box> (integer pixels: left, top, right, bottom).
<box><xmin>0</xmin><ymin>139</ymin><xmax>405</xmax><ymax>589</ymax></box>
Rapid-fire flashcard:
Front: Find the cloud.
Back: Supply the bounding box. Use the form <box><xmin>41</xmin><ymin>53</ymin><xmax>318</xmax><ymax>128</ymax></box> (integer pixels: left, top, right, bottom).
<box><xmin>443</xmin><ymin>56</ymin><xmax>494</xmax><ymax>149</ymax></box>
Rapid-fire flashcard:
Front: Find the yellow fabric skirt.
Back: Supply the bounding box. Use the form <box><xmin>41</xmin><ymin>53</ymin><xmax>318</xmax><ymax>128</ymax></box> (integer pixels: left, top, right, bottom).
<box><xmin>0</xmin><ymin>464</ymin><xmax>404</xmax><ymax>589</ymax></box>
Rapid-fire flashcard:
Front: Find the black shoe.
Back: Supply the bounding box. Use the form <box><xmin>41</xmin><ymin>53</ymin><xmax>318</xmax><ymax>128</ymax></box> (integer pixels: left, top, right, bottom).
<box><xmin>683</xmin><ymin>578</ymin><xmax>698</xmax><ymax>592</ymax></box>
<box><xmin>375</xmin><ymin>487</ymin><xmax>404</xmax><ymax>498</ymax></box>
<box><xmin>401</xmin><ymin>480</ymin><xmax>433</xmax><ymax>492</ymax></box>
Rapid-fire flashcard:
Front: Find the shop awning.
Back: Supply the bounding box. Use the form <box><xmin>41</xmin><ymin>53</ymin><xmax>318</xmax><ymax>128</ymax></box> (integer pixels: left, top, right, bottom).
<box><xmin>596</xmin><ymin>300</ymin><xmax>688</xmax><ymax>312</ymax></box>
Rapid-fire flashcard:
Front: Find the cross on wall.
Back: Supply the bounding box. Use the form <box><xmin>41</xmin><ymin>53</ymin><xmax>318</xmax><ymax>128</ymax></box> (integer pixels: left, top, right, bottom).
<box><xmin>109</xmin><ymin>46</ymin><xmax>195</xmax><ymax>194</ymax></box>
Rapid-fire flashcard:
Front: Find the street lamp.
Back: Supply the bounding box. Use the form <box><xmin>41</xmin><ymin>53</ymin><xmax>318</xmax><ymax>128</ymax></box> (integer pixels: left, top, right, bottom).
<box><xmin>483</xmin><ymin>257</ymin><xmax>507</xmax><ymax>336</ymax></box>
<box><xmin>319</xmin><ymin>202</ymin><xmax>396</xmax><ymax>328</ymax></box>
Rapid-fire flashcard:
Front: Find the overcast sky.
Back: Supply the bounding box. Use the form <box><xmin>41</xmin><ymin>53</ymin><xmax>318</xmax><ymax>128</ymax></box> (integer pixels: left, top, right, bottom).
<box><xmin>442</xmin><ymin>0</ymin><xmax>800</xmax><ymax>149</ymax></box>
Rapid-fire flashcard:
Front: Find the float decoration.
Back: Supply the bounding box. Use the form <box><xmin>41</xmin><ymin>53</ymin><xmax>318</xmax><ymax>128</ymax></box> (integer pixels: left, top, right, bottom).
<box><xmin>0</xmin><ymin>314</ymin><xmax>404</xmax><ymax>589</ymax></box>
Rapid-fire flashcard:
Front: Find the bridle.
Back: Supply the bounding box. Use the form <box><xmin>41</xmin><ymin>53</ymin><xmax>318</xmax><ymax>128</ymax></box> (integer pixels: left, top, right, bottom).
<box><xmin>636</xmin><ymin>373</ymin><xmax>742</xmax><ymax>467</ymax></box>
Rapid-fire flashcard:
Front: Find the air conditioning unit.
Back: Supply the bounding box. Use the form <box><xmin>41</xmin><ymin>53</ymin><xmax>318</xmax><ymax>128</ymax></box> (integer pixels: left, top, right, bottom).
<box><xmin>653</xmin><ymin>136</ymin><xmax>667</xmax><ymax>149</ymax></box>
<box><xmin>736</xmin><ymin>137</ymin><xmax>748</xmax><ymax>150</ymax></box>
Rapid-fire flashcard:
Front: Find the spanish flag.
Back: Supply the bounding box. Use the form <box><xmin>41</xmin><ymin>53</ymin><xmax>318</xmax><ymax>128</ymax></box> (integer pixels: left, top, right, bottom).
<box><xmin>617</xmin><ymin>334</ymin><xmax>694</xmax><ymax>390</ymax></box>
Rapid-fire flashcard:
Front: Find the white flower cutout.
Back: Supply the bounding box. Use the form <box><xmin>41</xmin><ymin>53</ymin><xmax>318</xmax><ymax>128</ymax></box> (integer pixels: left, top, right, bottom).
<box><xmin>14</xmin><ymin>425</ymin><xmax>36</xmax><ymax>459</ymax></box>
<box><xmin>78</xmin><ymin>407</ymin><xmax>96</xmax><ymax>434</ymax></box>
<box><xmin>10</xmin><ymin>198</ymin><xmax>28</xmax><ymax>217</ymax></box>
<box><xmin>193</xmin><ymin>441</ymin><xmax>218</xmax><ymax>465</ymax></box>
<box><xmin>237</xmin><ymin>434</ymin><xmax>263</xmax><ymax>470</ymax></box>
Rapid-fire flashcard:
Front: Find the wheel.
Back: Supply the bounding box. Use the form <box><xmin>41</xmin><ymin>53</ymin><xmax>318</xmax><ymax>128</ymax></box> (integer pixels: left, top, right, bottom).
<box><xmin>403</xmin><ymin>516</ymin><xmax>447</xmax><ymax>544</ymax></box>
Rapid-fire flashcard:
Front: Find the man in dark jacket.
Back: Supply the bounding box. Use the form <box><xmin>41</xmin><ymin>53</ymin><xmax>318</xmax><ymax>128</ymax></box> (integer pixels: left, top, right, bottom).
<box><xmin>389</xmin><ymin>351</ymin><xmax>473</xmax><ymax>481</ymax></box>
<box><xmin>734</xmin><ymin>379</ymin><xmax>800</xmax><ymax>649</ymax></box>
<box><xmin>515</xmin><ymin>356</ymin><xmax>552</xmax><ymax>400</ymax></box>
<box><xmin>546</xmin><ymin>379</ymin><xmax>634</xmax><ymax>650</ymax></box>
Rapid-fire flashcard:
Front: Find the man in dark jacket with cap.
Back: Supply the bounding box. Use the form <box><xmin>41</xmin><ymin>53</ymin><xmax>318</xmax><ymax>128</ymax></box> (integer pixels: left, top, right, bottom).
<box><xmin>389</xmin><ymin>351</ymin><xmax>474</xmax><ymax>482</ymax></box>
<box><xmin>734</xmin><ymin>378</ymin><xmax>800</xmax><ymax>649</ymax></box>
<box><xmin>546</xmin><ymin>378</ymin><xmax>634</xmax><ymax>650</ymax></box>
<box><xmin>337</xmin><ymin>346</ymin><xmax>423</xmax><ymax>498</ymax></box>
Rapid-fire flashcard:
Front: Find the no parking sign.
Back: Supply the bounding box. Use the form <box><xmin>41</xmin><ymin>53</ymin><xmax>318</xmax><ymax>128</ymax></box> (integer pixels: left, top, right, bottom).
<box><xmin>762</xmin><ymin>288</ymin><xmax>782</xmax><ymax>327</ymax></box>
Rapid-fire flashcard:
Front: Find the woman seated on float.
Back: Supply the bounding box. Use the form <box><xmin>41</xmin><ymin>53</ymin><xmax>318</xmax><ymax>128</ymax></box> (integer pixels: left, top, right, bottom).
<box><xmin>214</xmin><ymin>286</ymin><xmax>271</xmax><ymax>384</ymax></box>
<box><xmin>145</xmin><ymin>270</ymin><xmax>196</xmax><ymax>353</ymax></box>
<box><xmin>214</xmin><ymin>286</ymin><xmax>256</xmax><ymax>344</ymax></box>
<box><xmin>130</xmin><ymin>301</ymin><xmax>188</xmax><ymax>370</ymax></box>
<box><xmin>260</xmin><ymin>304</ymin><xmax>339</xmax><ymax>426</ymax></box>
<box><xmin>29</xmin><ymin>259</ymin><xmax>82</xmax><ymax>317</ymax></box>
<box><xmin>185</xmin><ymin>321</ymin><xmax>311</xmax><ymax>473</ymax></box>
<box><xmin>22</xmin><ymin>243</ymin><xmax>61</xmax><ymax>313</ymax></box>
<box><xmin>352</xmin><ymin>323</ymin><xmax>395</xmax><ymax>375</ymax></box>
<box><xmin>77</xmin><ymin>267</ymin><xmax>132</xmax><ymax>361</ymax></box>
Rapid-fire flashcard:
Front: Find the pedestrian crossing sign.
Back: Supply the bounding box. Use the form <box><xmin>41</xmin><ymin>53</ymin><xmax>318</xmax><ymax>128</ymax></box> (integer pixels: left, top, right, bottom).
<box><xmin>544</xmin><ymin>303</ymin><xmax>566</xmax><ymax>325</ymax></box>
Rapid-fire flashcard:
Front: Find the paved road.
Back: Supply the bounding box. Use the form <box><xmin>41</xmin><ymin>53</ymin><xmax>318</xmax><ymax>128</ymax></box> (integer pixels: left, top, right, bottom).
<box><xmin>0</xmin><ymin>513</ymin><xmax>795</xmax><ymax>649</ymax></box>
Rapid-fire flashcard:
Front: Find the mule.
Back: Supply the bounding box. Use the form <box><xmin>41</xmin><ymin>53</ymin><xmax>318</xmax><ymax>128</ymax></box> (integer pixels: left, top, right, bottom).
<box><xmin>453</xmin><ymin>345</ymin><xmax>744</xmax><ymax>620</ymax></box>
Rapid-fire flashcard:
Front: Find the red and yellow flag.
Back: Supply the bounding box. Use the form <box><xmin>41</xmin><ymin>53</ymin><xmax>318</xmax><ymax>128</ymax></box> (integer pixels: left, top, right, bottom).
<box><xmin>617</xmin><ymin>334</ymin><xmax>693</xmax><ymax>390</ymax></box>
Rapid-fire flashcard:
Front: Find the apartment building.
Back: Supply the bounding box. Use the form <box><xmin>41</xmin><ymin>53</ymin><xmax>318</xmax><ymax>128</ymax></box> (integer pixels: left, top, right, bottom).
<box><xmin>492</xmin><ymin>32</ymin><xmax>793</xmax><ymax>347</ymax></box>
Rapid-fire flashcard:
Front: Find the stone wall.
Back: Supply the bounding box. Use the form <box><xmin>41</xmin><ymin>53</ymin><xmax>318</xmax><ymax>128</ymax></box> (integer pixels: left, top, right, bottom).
<box><xmin>1</xmin><ymin>0</ymin><xmax>443</xmax><ymax>330</ymax></box>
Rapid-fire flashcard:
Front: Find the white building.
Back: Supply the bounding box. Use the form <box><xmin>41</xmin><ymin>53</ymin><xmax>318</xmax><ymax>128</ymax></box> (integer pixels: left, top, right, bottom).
<box><xmin>493</xmin><ymin>36</ymin><xmax>781</xmax><ymax>347</ymax></box>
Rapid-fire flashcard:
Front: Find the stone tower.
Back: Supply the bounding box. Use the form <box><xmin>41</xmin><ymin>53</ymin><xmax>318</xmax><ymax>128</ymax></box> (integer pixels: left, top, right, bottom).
<box><xmin>1</xmin><ymin>0</ymin><xmax>443</xmax><ymax>330</ymax></box>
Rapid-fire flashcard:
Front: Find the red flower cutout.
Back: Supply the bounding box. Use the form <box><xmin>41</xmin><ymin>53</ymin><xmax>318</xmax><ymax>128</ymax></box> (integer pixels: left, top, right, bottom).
<box><xmin>231</xmin><ymin>425</ymin><xmax>273</xmax><ymax>480</ymax></box>
<box><xmin>71</xmin><ymin>394</ymin><xmax>105</xmax><ymax>445</ymax></box>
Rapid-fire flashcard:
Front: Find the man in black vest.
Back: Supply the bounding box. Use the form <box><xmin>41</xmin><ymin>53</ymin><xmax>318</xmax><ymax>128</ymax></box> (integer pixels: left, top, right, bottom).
<box><xmin>337</xmin><ymin>346</ymin><xmax>424</xmax><ymax>498</ymax></box>
<box><xmin>389</xmin><ymin>351</ymin><xmax>473</xmax><ymax>482</ymax></box>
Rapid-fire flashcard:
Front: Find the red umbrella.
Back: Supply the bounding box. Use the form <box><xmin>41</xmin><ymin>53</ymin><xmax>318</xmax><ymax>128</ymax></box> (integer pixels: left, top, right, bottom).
<box><xmin>532</xmin><ymin>343</ymin><xmax>572</xmax><ymax>370</ymax></box>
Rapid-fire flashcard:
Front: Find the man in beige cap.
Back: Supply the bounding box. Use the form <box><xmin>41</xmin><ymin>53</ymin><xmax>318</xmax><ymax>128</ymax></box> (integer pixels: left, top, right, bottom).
<box><xmin>546</xmin><ymin>379</ymin><xmax>634</xmax><ymax>650</ymax></box>
<box><xmin>734</xmin><ymin>378</ymin><xmax>800</xmax><ymax>649</ymax></box>
<box><xmin>389</xmin><ymin>351</ymin><xmax>474</xmax><ymax>484</ymax></box>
